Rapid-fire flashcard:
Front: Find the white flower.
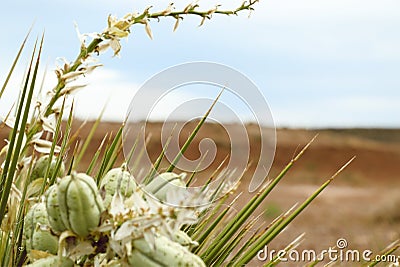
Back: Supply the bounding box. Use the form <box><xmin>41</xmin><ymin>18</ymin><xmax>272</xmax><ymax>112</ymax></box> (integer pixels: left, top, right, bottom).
<box><xmin>102</xmin><ymin>13</ymin><xmax>137</xmax><ymax>56</ymax></box>
<box><xmin>11</xmin><ymin>183</ymin><xmax>22</xmax><ymax>201</ymax></box>
<box><xmin>0</xmin><ymin>133</ymin><xmax>35</xmax><ymax>171</ymax></box>
<box><xmin>97</xmin><ymin>173</ymin><xmax>212</xmax><ymax>262</ymax></box>
<box><xmin>59</xmin><ymin>63</ymin><xmax>102</xmax><ymax>82</ymax></box>
<box><xmin>77</xmin><ymin>63</ymin><xmax>103</xmax><ymax>74</ymax></box>
<box><xmin>59</xmin><ymin>84</ymin><xmax>87</xmax><ymax>96</ymax></box>
<box><xmin>74</xmin><ymin>22</ymin><xmax>86</xmax><ymax>48</ymax></box>
<box><xmin>183</xmin><ymin>1</ymin><xmax>199</xmax><ymax>13</ymax></box>
<box><xmin>30</xmin><ymin>132</ymin><xmax>61</xmax><ymax>154</ymax></box>
<box><xmin>109</xmin><ymin>192</ymin><xmax>125</xmax><ymax>218</ymax></box>
<box><xmin>109</xmin><ymin>39</ymin><xmax>122</xmax><ymax>57</ymax></box>
<box><xmin>55</xmin><ymin>57</ymin><xmax>71</xmax><ymax>73</ymax></box>
<box><xmin>94</xmin><ymin>42</ymin><xmax>111</xmax><ymax>55</ymax></box>
<box><xmin>106</xmin><ymin>14</ymin><xmax>132</xmax><ymax>37</ymax></box>
<box><xmin>60</xmin><ymin>69</ymin><xmax>86</xmax><ymax>82</ymax></box>
<box><xmin>161</xmin><ymin>3</ymin><xmax>175</xmax><ymax>16</ymax></box>
<box><xmin>19</xmin><ymin>155</ymin><xmax>32</xmax><ymax>170</ymax></box>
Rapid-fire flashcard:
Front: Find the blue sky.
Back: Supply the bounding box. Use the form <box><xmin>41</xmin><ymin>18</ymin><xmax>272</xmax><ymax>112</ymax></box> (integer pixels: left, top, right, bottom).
<box><xmin>0</xmin><ymin>0</ymin><xmax>399</xmax><ymax>128</ymax></box>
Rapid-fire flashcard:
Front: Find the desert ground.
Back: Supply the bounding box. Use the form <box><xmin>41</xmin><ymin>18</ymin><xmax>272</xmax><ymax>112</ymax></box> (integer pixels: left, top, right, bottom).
<box><xmin>71</xmin><ymin>121</ymin><xmax>400</xmax><ymax>265</ymax></box>
<box><xmin>2</xmin><ymin>121</ymin><xmax>399</xmax><ymax>265</ymax></box>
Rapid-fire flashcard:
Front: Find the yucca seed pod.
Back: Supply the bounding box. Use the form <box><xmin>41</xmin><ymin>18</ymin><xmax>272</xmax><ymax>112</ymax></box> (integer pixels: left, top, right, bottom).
<box><xmin>58</xmin><ymin>172</ymin><xmax>104</xmax><ymax>237</ymax></box>
<box><xmin>128</xmin><ymin>250</ymin><xmax>163</xmax><ymax>267</ymax></box>
<box><xmin>130</xmin><ymin>235</ymin><xmax>206</xmax><ymax>267</ymax></box>
<box><xmin>100</xmin><ymin>165</ymin><xmax>136</xmax><ymax>208</ymax></box>
<box><xmin>143</xmin><ymin>172</ymin><xmax>186</xmax><ymax>201</ymax></box>
<box><xmin>23</xmin><ymin>203</ymin><xmax>58</xmax><ymax>255</ymax></box>
<box><xmin>31</xmin><ymin>155</ymin><xmax>65</xmax><ymax>181</ymax></box>
<box><xmin>45</xmin><ymin>184</ymin><xmax>66</xmax><ymax>233</ymax></box>
<box><xmin>25</xmin><ymin>255</ymin><xmax>74</xmax><ymax>267</ymax></box>
<box><xmin>172</xmin><ymin>230</ymin><xmax>198</xmax><ymax>248</ymax></box>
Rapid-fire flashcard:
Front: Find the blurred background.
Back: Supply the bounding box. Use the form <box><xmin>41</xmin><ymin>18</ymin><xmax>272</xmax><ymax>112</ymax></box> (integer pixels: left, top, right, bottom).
<box><xmin>1</xmin><ymin>0</ymin><xmax>400</xmax><ymax>127</ymax></box>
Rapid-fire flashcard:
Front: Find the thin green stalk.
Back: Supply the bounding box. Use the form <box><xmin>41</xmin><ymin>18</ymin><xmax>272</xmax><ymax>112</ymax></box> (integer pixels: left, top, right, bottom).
<box><xmin>263</xmin><ymin>233</ymin><xmax>305</xmax><ymax>267</ymax></box>
<box><xmin>167</xmin><ymin>89</ymin><xmax>223</xmax><ymax>172</ymax></box>
<box><xmin>193</xmin><ymin>203</ymin><xmax>233</xmax><ymax>254</ymax></box>
<box><xmin>0</xmin><ymin>231</ymin><xmax>11</xmax><ymax>266</ymax></box>
<box><xmin>39</xmin><ymin>98</ymin><xmax>66</xmax><ymax>194</ymax></box>
<box><xmin>2</xmin><ymin>233</ymin><xmax>12</xmax><ymax>267</ymax></box>
<box><xmin>105</xmin><ymin>144</ymin><xmax>123</xmax><ymax>172</ymax></box>
<box><xmin>67</xmin><ymin>120</ymin><xmax>87</xmax><ymax>147</ymax></box>
<box><xmin>0</xmin><ymin>47</ymin><xmax>35</xmax><ymax>197</ymax></box>
<box><xmin>367</xmin><ymin>240</ymin><xmax>400</xmax><ymax>267</ymax></box>
<box><xmin>228</xmin><ymin>219</ymin><xmax>268</xmax><ymax>265</ymax></box>
<box><xmin>186</xmin><ymin>150</ymin><xmax>210</xmax><ymax>187</ymax></box>
<box><xmin>44</xmin><ymin>38</ymin><xmax>102</xmax><ymax>117</ymax></box>
<box><xmin>74</xmin><ymin>106</ymin><xmax>105</xmax><ymax>168</ymax></box>
<box><xmin>0</xmin><ymin>37</ymin><xmax>42</xmax><ymax>221</ymax></box>
<box><xmin>13</xmin><ymin>151</ymin><xmax>36</xmax><ymax>266</ymax></box>
<box><xmin>186</xmin><ymin>192</ymin><xmax>232</xmax><ymax>237</ymax></box>
<box><xmin>201</xmin><ymin>136</ymin><xmax>317</xmax><ymax>264</ymax></box>
<box><xmin>214</xmin><ymin>223</ymin><xmax>252</xmax><ymax>266</ymax></box>
<box><xmin>96</xmin><ymin>125</ymin><xmax>123</xmax><ymax>183</ymax></box>
<box><xmin>43</xmin><ymin>0</ymin><xmax>252</xmax><ymax>116</ymax></box>
<box><xmin>226</xmin><ymin>207</ymin><xmax>293</xmax><ymax>267</ymax></box>
<box><xmin>124</xmin><ymin>129</ymin><xmax>139</xmax><ymax>172</ymax></box>
<box><xmin>207</xmin><ymin>169</ymin><xmax>237</xmax><ymax>203</ymax></box>
<box><xmin>143</xmin><ymin>125</ymin><xmax>175</xmax><ymax>185</ymax></box>
<box><xmin>201</xmin><ymin>155</ymin><xmax>230</xmax><ymax>191</ymax></box>
<box><xmin>131</xmin><ymin>133</ymin><xmax>151</xmax><ymax>175</ymax></box>
<box><xmin>0</xmin><ymin>30</ymin><xmax>30</xmax><ymax>98</ymax></box>
<box><xmin>49</xmin><ymin>101</ymin><xmax>74</xmax><ymax>185</ymax></box>
<box><xmin>67</xmin><ymin>142</ymin><xmax>79</xmax><ymax>175</ymax></box>
<box><xmin>86</xmin><ymin>134</ymin><xmax>108</xmax><ymax>175</ymax></box>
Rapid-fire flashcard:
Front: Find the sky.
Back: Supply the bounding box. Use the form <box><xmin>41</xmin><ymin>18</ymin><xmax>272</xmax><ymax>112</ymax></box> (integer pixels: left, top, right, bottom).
<box><xmin>0</xmin><ymin>0</ymin><xmax>399</xmax><ymax>128</ymax></box>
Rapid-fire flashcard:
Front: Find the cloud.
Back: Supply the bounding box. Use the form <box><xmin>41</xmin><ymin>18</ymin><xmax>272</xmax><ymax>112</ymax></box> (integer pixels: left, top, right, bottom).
<box><xmin>71</xmin><ymin>68</ymin><xmax>139</xmax><ymax>121</ymax></box>
<box><xmin>1</xmin><ymin>0</ymin><xmax>400</xmax><ymax>127</ymax></box>
<box><xmin>0</xmin><ymin>66</ymin><xmax>138</xmax><ymax>122</ymax></box>
<box><xmin>198</xmin><ymin>0</ymin><xmax>400</xmax><ymax>62</ymax></box>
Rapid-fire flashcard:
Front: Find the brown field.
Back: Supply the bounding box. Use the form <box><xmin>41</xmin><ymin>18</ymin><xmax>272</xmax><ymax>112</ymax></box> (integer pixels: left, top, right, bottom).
<box><xmin>73</xmin><ymin>121</ymin><xmax>400</xmax><ymax>265</ymax></box>
<box><xmin>2</xmin><ymin>121</ymin><xmax>400</xmax><ymax>265</ymax></box>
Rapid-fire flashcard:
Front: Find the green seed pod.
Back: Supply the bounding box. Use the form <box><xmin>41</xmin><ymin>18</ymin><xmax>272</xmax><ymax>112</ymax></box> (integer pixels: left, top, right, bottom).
<box><xmin>128</xmin><ymin>250</ymin><xmax>162</xmax><ymax>267</ymax></box>
<box><xmin>45</xmin><ymin>184</ymin><xmax>67</xmax><ymax>233</ymax></box>
<box><xmin>31</xmin><ymin>155</ymin><xmax>65</xmax><ymax>181</ymax></box>
<box><xmin>25</xmin><ymin>255</ymin><xmax>74</xmax><ymax>267</ymax></box>
<box><xmin>58</xmin><ymin>173</ymin><xmax>104</xmax><ymax>237</ymax></box>
<box><xmin>100</xmin><ymin>165</ymin><xmax>136</xmax><ymax>208</ymax></box>
<box><xmin>130</xmin><ymin>235</ymin><xmax>206</xmax><ymax>267</ymax></box>
<box><xmin>23</xmin><ymin>203</ymin><xmax>58</xmax><ymax>255</ymax></box>
<box><xmin>144</xmin><ymin>172</ymin><xmax>186</xmax><ymax>201</ymax></box>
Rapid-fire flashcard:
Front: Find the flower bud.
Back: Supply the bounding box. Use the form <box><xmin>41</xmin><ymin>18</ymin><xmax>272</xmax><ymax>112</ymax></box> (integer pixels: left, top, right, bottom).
<box><xmin>129</xmin><ymin>235</ymin><xmax>205</xmax><ymax>267</ymax></box>
<box><xmin>31</xmin><ymin>155</ymin><xmax>65</xmax><ymax>181</ymax></box>
<box><xmin>144</xmin><ymin>172</ymin><xmax>186</xmax><ymax>201</ymax></box>
<box><xmin>25</xmin><ymin>255</ymin><xmax>73</xmax><ymax>267</ymax></box>
<box><xmin>45</xmin><ymin>184</ymin><xmax>67</xmax><ymax>233</ymax></box>
<box><xmin>23</xmin><ymin>203</ymin><xmax>58</xmax><ymax>255</ymax></box>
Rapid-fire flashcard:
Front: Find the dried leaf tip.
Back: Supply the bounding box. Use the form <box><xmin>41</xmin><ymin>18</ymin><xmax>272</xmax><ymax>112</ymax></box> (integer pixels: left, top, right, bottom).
<box><xmin>145</xmin><ymin>22</ymin><xmax>153</xmax><ymax>40</ymax></box>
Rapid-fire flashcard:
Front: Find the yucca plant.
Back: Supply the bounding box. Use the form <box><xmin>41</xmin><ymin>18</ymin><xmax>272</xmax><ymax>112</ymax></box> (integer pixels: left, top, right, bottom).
<box><xmin>0</xmin><ymin>1</ymin><xmax>398</xmax><ymax>266</ymax></box>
